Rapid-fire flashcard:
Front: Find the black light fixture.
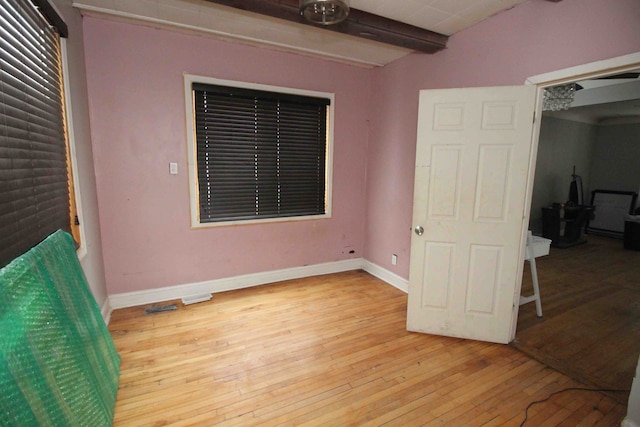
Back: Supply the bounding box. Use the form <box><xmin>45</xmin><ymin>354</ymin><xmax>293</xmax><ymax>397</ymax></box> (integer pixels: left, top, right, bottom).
<box><xmin>300</xmin><ymin>0</ymin><xmax>349</xmax><ymax>25</ymax></box>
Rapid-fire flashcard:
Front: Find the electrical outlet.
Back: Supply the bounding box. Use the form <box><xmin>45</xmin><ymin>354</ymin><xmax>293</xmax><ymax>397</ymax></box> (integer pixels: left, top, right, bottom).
<box><xmin>392</xmin><ymin>254</ymin><xmax>398</xmax><ymax>266</ymax></box>
<box><xmin>169</xmin><ymin>162</ymin><xmax>178</xmax><ymax>175</ymax></box>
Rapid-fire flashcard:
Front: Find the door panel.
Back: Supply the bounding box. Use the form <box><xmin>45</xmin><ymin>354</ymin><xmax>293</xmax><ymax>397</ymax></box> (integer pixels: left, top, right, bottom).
<box><xmin>475</xmin><ymin>145</ymin><xmax>511</xmax><ymax>221</ymax></box>
<box><xmin>420</xmin><ymin>241</ymin><xmax>454</xmax><ymax>309</ymax></box>
<box><xmin>466</xmin><ymin>244</ymin><xmax>501</xmax><ymax>314</ymax></box>
<box><xmin>407</xmin><ymin>86</ymin><xmax>536</xmax><ymax>344</ymax></box>
<box><xmin>429</xmin><ymin>146</ymin><xmax>462</xmax><ymax>219</ymax></box>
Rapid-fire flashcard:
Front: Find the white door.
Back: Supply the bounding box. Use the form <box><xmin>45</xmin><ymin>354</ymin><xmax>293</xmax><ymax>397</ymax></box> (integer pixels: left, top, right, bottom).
<box><xmin>407</xmin><ymin>86</ymin><xmax>537</xmax><ymax>344</ymax></box>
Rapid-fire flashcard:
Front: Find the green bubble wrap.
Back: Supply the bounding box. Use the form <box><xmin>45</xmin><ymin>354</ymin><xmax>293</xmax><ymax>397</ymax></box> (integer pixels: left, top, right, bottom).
<box><xmin>0</xmin><ymin>230</ymin><xmax>120</xmax><ymax>426</ymax></box>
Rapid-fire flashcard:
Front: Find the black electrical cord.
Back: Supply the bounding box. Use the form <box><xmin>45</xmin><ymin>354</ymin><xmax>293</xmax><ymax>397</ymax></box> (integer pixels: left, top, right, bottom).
<box><xmin>520</xmin><ymin>387</ymin><xmax>631</xmax><ymax>427</ymax></box>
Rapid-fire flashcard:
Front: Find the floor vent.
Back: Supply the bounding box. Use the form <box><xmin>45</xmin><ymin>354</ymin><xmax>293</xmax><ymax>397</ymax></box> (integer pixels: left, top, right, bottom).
<box><xmin>181</xmin><ymin>294</ymin><xmax>212</xmax><ymax>305</ymax></box>
<box><xmin>144</xmin><ymin>304</ymin><xmax>177</xmax><ymax>314</ymax></box>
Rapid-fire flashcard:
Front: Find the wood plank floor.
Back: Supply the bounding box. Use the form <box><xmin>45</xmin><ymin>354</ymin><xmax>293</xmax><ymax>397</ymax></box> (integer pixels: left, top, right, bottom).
<box><xmin>515</xmin><ymin>234</ymin><xmax>640</xmax><ymax>404</ymax></box>
<box><xmin>109</xmin><ymin>270</ymin><xmax>628</xmax><ymax>426</ymax></box>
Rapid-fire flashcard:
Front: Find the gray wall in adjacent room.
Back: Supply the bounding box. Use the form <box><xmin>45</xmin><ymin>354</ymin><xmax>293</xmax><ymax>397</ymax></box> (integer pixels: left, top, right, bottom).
<box><xmin>590</xmin><ymin>122</ymin><xmax>640</xmax><ymax>198</ymax></box>
<box><xmin>529</xmin><ymin>116</ymin><xmax>597</xmax><ymax>234</ymax></box>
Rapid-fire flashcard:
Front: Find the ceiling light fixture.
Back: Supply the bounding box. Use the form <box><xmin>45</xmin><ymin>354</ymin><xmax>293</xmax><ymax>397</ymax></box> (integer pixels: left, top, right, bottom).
<box><xmin>543</xmin><ymin>83</ymin><xmax>577</xmax><ymax>111</ymax></box>
<box><xmin>300</xmin><ymin>0</ymin><xmax>349</xmax><ymax>25</ymax></box>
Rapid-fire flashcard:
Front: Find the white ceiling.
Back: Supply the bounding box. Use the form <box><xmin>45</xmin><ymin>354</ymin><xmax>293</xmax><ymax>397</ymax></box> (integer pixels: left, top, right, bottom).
<box><xmin>72</xmin><ymin>0</ymin><xmax>528</xmax><ymax>67</ymax></box>
<box><xmin>349</xmin><ymin>0</ymin><xmax>527</xmax><ymax>35</ymax></box>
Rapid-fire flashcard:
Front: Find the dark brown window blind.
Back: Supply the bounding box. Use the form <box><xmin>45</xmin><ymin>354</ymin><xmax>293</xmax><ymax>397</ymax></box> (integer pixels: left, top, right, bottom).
<box><xmin>0</xmin><ymin>0</ymin><xmax>71</xmax><ymax>267</ymax></box>
<box><xmin>193</xmin><ymin>83</ymin><xmax>330</xmax><ymax>223</ymax></box>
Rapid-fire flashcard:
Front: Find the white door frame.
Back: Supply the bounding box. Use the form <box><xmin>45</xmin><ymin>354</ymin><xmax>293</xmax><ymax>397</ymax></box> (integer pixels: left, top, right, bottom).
<box><xmin>509</xmin><ymin>52</ymin><xmax>640</xmax><ymax>340</ymax></box>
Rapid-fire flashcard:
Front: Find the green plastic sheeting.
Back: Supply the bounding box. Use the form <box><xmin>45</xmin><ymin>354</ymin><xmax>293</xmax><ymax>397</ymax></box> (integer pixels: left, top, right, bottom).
<box><xmin>0</xmin><ymin>230</ymin><xmax>120</xmax><ymax>426</ymax></box>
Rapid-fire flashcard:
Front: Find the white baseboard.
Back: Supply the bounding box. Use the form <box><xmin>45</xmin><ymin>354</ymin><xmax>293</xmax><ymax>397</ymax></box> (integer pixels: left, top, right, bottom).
<box><xmin>109</xmin><ymin>258</ymin><xmax>365</xmax><ymax>309</ymax></box>
<box><xmin>361</xmin><ymin>260</ymin><xmax>409</xmax><ymax>293</ymax></box>
<box><xmin>622</xmin><ymin>418</ymin><xmax>640</xmax><ymax>427</ymax></box>
<box><xmin>108</xmin><ymin>258</ymin><xmax>408</xmax><ymax>309</ymax></box>
<box><xmin>101</xmin><ymin>298</ymin><xmax>112</xmax><ymax>325</ymax></box>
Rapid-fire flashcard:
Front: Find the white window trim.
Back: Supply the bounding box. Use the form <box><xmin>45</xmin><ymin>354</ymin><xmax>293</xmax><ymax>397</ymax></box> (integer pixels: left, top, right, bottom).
<box><xmin>183</xmin><ymin>74</ymin><xmax>334</xmax><ymax>228</ymax></box>
<box><xmin>61</xmin><ymin>39</ymin><xmax>87</xmax><ymax>259</ymax></box>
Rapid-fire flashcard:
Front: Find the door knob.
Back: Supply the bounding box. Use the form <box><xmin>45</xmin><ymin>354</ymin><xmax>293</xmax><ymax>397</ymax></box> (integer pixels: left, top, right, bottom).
<box><xmin>414</xmin><ymin>225</ymin><xmax>424</xmax><ymax>236</ymax></box>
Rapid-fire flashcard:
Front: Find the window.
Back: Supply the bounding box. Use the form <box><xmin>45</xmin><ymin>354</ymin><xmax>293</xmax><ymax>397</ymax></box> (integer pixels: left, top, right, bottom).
<box><xmin>0</xmin><ymin>0</ymin><xmax>78</xmax><ymax>267</ymax></box>
<box><xmin>185</xmin><ymin>76</ymin><xmax>333</xmax><ymax>226</ymax></box>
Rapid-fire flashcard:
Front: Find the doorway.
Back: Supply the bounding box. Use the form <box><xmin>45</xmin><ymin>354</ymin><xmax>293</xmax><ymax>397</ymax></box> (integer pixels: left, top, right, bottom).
<box><xmin>514</xmin><ymin>53</ymin><xmax>640</xmax><ymax>401</ymax></box>
<box><xmin>406</xmin><ymin>53</ymin><xmax>640</xmax><ymax>347</ymax></box>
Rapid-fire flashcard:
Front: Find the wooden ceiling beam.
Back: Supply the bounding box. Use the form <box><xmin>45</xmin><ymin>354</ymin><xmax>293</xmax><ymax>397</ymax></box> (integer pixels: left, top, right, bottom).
<box><xmin>202</xmin><ymin>0</ymin><xmax>448</xmax><ymax>54</ymax></box>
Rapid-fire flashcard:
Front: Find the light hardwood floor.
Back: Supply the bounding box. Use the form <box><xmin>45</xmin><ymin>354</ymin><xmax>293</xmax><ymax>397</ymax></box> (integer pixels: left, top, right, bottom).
<box><xmin>109</xmin><ymin>270</ymin><xmax>628</xmax><ymax>426</ymax></box>
<box><xmin>515</xmin><ymin>234</ymin><xmax>640</xmax><ymax>404</ymax></box>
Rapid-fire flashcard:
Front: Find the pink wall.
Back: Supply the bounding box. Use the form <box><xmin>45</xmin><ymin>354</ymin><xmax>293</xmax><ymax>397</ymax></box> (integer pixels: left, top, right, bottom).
<box><xmin>83</xmin><ymin>18</ymin><xmax>370</xmax><ymax>294</ymax></box>
<box><xmin>84</xmin><ymin>0</ymin><xmax>640</xmax><ymax>294</ymax></box>
<box><xmin>364</xmin><ymin>0</ymin><xmax>640</xmax><ymax>277</ymax></box>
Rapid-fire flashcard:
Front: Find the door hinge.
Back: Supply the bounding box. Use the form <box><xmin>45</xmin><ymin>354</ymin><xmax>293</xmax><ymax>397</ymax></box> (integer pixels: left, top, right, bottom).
<box><xmin>74</xmin><ymin>215</ymin><xmax>80</xmax><ymax>226</ymax></box>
